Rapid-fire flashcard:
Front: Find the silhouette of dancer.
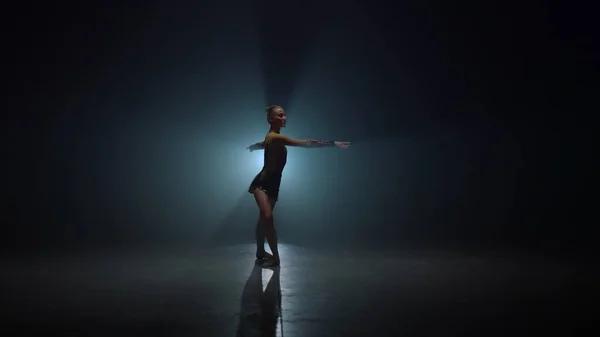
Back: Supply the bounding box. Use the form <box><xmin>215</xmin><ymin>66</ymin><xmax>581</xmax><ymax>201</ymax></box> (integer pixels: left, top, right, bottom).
<box><xmin>247</xmin><ymin>105</ymin><xmax>350</xmax><ymax>267</ymax></box>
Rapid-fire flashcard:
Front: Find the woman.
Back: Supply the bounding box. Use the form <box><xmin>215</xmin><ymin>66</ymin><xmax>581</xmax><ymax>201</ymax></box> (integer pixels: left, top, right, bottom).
<box><xmin>246</xmin><ymin>105</ymin><xmax>350</xmax><ymax>267</ymax></box>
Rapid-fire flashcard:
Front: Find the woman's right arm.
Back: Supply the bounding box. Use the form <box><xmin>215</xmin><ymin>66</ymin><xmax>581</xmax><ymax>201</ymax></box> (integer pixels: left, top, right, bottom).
<box><xmin>246</xmin><ymin>141</ymin><xmax>266</xmax><ymax>152</ymax></box>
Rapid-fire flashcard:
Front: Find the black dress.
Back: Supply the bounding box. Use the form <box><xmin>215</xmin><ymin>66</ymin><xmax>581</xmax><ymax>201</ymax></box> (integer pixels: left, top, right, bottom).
<box><xmin>248</xmin><ymin>142</ymin><xmax>287</xmax><ymax>201</ymax></box>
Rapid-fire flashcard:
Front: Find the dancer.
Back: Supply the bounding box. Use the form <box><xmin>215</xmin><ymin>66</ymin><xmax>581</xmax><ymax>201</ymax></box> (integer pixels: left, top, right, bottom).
<box><xmin>246</xmin><ymin>105</ymin><xmax>350</xmax><ymax>267</ymax></box>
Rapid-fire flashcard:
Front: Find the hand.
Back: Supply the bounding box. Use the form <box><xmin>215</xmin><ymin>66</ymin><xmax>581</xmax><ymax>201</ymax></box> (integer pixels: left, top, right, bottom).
<box><xmin>247</xmin><ymin>143</ymin><xmax>260</xmax><ymax>152</ymax></box>
<box><xmin>334</xmin><ymin>141</ymin><xmax>350</xmax><ymax>149</ymax></box>
<box><xmin>247</xmin><ymin>141</ymin><xmax>267</xmax><ymax>152</ymax></box>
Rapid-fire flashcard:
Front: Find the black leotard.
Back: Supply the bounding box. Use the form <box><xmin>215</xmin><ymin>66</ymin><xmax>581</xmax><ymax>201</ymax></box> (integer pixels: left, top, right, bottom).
<box><xmin>248</xmin><ymin>140</ymin><xmax>287</xmax><ymax>200</ymax></box>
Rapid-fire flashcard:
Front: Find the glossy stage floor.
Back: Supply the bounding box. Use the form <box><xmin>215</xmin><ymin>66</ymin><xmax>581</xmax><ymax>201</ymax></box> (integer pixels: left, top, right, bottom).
<box><xmin>1</xmin><ymin>244</ymin><xmax>593</xmax><ymax>336</ymax></box>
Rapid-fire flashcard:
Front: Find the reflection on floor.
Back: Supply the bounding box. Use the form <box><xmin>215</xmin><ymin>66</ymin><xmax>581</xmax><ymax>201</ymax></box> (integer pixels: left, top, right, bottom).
<box><xmin>1</xmin><ymin>244</ymin><xmax>594</xmax><ymax>336</ymax></box>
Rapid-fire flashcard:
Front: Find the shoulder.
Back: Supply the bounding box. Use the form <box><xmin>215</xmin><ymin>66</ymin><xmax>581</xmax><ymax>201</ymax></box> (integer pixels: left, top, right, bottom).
<box><xmin>265</xmin><ymin>132</ymin><xmax>291</xmax><ymax>146</ymax></box>
<box><xmin>265</xmin><ymin>132</ymin><xmax>286</xmax><ymax>141</ymax></box>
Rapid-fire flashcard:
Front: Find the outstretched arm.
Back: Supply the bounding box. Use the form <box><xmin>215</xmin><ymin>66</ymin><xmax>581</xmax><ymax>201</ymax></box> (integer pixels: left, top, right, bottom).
<box><xmin>270</xmin><ymin>134</ymin><xmax>350</xmax><ymax>149</ymax></box>
<box><xmin>246</xmin><ymin>141</ymin><xmax>266</xmax><ymax>152</ymax></box>
<box><xmin>309</xmin><ymin>140</ymin><xmax>342</xmax><ymax>148</ymax></box>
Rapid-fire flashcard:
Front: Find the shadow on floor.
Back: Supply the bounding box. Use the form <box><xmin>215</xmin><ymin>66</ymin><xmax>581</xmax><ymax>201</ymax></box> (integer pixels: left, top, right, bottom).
<box><xmin>236</xmin><ymin>265</ymin><xmax>282</xmax><ymax>337</ymax></box>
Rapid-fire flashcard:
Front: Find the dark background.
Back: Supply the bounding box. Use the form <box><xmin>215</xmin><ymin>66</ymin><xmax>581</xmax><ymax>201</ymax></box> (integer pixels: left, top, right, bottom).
<box><xmin>2</xmin><ymin>0</ymin><xmax>594</xmax><ymax>256</ymax></box>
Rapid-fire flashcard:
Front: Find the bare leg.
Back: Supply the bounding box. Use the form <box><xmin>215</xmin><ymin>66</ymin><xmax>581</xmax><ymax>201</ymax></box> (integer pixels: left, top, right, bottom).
<box><xmin>255</xmin><ymin>222</ymin><xmax>267</xmax><ymax>258</ymax></box>
<box><xmin>255</xmin><ymin>196</ymin><xmax>277</xmax><ymax>259</ymax></box>
<box><xmin>253</xmin><ymin>189</ymin><xmax>280</xmax><ymax>266</ymax></box>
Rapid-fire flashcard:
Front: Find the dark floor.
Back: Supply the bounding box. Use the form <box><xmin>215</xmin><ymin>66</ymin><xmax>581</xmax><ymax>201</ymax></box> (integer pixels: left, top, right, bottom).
<box><xmin>0</xmin><ymin>244</ymin><xmax>594</xmax><ymax>336</ymax></box>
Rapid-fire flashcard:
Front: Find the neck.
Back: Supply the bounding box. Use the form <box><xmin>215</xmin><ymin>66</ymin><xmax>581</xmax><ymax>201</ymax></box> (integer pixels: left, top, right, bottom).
<box><xmin>269</xmin><ymin>126</ymin><xmax>281</xmax><ymax>133</ymax></box>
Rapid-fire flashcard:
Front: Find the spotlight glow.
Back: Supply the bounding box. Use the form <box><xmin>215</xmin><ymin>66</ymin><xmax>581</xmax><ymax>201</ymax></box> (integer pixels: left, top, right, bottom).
<box><xmin>253</xmin><ymin>152</ymin><xmax>265</xmax><ymax>172</ymax></box>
